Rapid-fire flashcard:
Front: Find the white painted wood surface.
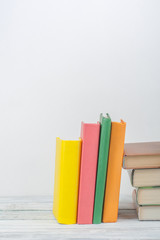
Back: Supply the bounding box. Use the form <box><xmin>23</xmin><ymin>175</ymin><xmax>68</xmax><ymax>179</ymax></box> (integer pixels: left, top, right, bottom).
<box><xmin>0</xmin><ymin>196</ymin><xmax>160</xmax><ymax>240</ymax></box>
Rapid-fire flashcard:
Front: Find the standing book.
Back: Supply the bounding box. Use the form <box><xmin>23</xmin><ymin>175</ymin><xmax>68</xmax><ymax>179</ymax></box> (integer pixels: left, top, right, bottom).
<box><xmin>53</xmin><ymin>137</ymin><xmax>81</xmax><ymax>224</ymax></box>
<box><xmin>77</xmin><ymin>122</ymin><xmax>100</xmax><ymax>224</ymax></box>
<box><xmin>102</xmin><ymin>120</ymin><xmax>126</xmax><ymax>222</ymax></box>
<box><xmin>93</xmin><ymin>113</ymin><xmax>111</xmax><ymax>224</ymax></box>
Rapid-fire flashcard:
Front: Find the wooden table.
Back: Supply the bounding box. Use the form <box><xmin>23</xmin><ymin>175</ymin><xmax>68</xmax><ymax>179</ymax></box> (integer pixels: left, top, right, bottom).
<box><xmin>0</xmin><ymin>196</ymin><xmax>160</xmax><ymax>239</ymax></box>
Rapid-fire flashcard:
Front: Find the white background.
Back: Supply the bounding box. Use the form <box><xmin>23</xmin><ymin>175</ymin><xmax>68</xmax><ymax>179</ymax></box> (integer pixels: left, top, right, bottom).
<box><xmin>0</xmin><ymin>0</ymin><xmax>160</xmax><ymax>201</ymax></box>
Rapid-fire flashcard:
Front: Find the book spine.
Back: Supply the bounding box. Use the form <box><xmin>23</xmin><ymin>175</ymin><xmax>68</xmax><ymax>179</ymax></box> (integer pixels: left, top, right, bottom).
<box><xmin>53</xmin><ymin>138</ymin><xmax>82</xmax><ymax>224</ymax></box>
<box><xmin>132</xmin><ymin>189</ymin><xmax>140</xmax><ymax>219</ymax></box>
<box><xmin>127</xmin><ymin>169</ymin><xmax>134</xmax><ymax>186</ymax></box>
<box><xmin>77</xmin><ymin>122</ymin><xmax>100</xmax><ymax>224</ymax></box>
<box><xmin>93</xmin><ymin>116</ymin><xmax>111</xmax><ymax>224</ymax></box>
<box><xmin>132</xmin><ymin>169</ymin><xmax>135</xmax><ymax>187</ymax></box>
<box><xmin>122</xmin><ymin>156</ymin><xmax>126</xmax><ymax>169</ymax></box>
<box><xmin>53</xmin><ymin>138</ymin><xmax>62</xmax><ymax>221</ymax></box>
<box><xmin>102</xmin><ymin>120</ymin><xmax>126</xmax><ymax>222</ymax></box>
<box><xmin>136</xmin><ymin>188</ymin><xmax>139</xmax><ymax>205</ymax></box>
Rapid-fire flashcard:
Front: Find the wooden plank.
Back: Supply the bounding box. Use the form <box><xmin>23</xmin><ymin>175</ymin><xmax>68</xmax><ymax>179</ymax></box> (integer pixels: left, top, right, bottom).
<box><xmin>0</xmin><ymin>209</ymin><xmax>136</xmax><ymax>221</ymax></box>
<box><xmin>0</xmin><ymin>195</ymin><xmax>135</xmax><ymax>211</ymax></box>
<box><xmin>0</xmin><ymin>210</ymin><xmax>53</xmax><ymax>220</ymax></box>
<box><xmin>0</xmin><ymin>197</ymin><xmax>159</xmax><ymax>240</ymax></box>
<box><xmin>0</xmin><ymin>216</ymin><xmax>160</xmax><ymax>240</ymax></box>
<box><xmin>0</xmin><ymin>196</ymin><xmax>53</xmax><ymax>211</ymax></box>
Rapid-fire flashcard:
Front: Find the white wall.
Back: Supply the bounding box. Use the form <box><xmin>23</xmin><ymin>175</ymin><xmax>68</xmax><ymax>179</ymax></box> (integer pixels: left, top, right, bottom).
<box><xmin>0</xmin><ymin>0</ymin><xmax>160</xmax><ymax>198</ymax></box>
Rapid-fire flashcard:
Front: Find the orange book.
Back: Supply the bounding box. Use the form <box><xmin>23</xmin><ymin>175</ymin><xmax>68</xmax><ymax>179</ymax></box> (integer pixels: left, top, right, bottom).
<box><xmin>102</xmin><ymin>120</ymin><xmax>126</xmax><ymax>223</ymax></box>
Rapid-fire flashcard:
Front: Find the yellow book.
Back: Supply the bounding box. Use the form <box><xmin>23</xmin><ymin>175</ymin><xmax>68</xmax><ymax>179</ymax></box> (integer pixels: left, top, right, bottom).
<box><xmin>53</xmin><ymin>137</ymin><xmax>81</xmax><ymax>224</ymax></box>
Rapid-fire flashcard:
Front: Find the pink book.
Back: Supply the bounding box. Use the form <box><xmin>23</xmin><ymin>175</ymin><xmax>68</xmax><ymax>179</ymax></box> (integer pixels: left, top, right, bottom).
<box><xmin>77</xmin><ymin>122</ymin><xmax>100</xmax><ymax>224</ymax></box>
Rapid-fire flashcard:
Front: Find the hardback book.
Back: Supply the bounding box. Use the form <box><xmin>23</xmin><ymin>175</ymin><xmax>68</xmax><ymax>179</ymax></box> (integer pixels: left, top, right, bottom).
<box><xmin>93</xmin><ymin>113</ymin><xmax>111</xmax><ymax>224</ymax></box>
<box><xmin>132</xmin><ymin>190</ymin><xmax>160</xmax><ymax>220</ymax></box>
<box><xmin>129</xmin><ymin>169</ymin><xmax>160</xmax><ymax>187</ymax></box>
<box><xmin>123</xmin><ymin>142</ymin><xmax>160</xmax><ymax>169</ymax></box>
<box><xmin>102</xmin><ymin>120</ymin><xmax>126</xmax><ymax>223</ymax></box>
<box><xmin>53</xmin><ymin>137</ymin><xmax>81</xmax><ymax>224</ymax></box>
<box><xmin>136</xmin><ymin>187</ymin><xmax>160</xmax><ymax>205</ymax></box>
<box><xmin>77</xmin><ymin>122</ymin><xmax>100</xmax><ymax>224</ymax></box>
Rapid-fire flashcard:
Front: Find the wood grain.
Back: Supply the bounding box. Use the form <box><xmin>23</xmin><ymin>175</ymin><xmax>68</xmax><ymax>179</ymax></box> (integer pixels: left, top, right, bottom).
<box><xmin>0</xmin><ymin>196</ymin><xmax>159</xmax><ymax>240</ymax></box>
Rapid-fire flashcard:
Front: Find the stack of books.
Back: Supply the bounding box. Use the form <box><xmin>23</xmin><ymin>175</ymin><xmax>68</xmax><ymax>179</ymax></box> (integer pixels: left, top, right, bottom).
<box><xmin>53</xmin><ymin>114</ymin><xmax>126</xmax><ymax>224</ymax></box>
<box><xmin>123</xmin><ymin>142</ymin><xmax>160</xmax><ymax>220</ymax></box>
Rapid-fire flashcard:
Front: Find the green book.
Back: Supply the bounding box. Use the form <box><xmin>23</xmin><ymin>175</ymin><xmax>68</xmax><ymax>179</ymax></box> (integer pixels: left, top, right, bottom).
<box><xmin>93</xmin><ymin>113</ymin><xmax>111</xmax><ymax>224</ymax></box>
